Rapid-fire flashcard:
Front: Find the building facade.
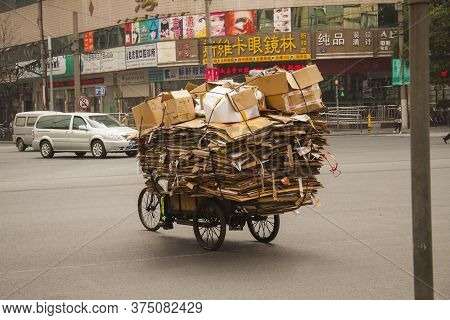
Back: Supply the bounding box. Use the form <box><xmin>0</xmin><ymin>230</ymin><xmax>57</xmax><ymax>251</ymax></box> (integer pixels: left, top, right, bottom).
<box><xmin>0</xmin><ymin>0</ymin><xmax>402</xmax><ymax>123</ymax></box>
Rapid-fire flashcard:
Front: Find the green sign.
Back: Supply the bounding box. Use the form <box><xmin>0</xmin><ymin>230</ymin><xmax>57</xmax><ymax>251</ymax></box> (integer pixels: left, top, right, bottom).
<box><xmin>392</xmin><ymin>58</ymin><xmax>410</xmax><ymax>86</ymax></box>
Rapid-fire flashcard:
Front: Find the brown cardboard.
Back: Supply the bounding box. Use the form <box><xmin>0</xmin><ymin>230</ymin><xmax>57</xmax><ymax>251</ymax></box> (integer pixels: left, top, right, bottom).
<box><xmin>209</xmin><ymin>116</ymin><xmax>272</xmax><ymax>139</ymax></box>
<box><xmin>266</xmin><ymin>84</ymin><xmax>323</xmax><ymax>114</ymax></box>
<box><xmin>132</xmin><ymin>97</ymin><xmax>164</xmax><ymax>132</ymax></box>
<box><xmin>230</xmin><ymin>88</ymin><xmax>258</xmax><ymax>112</ymax></box>
<box><xmin>170</xmin><ymin>194</ymin><xmax>197</xmax><ymax>212</ymax></box>
<box><xmin>189</xmin><ymin>82</ymin><xmax>221</xmax><ymax>95</ymax></box>
<box><xmin>292</xmin><ymin>64</ymin><xmax>324</xmax><ymax>89</ymax></box>
<box><xmin>245</xmin><ymin>71</ymin><xmax>299</xmax><ymax>96</ymax></box>
<box><xmin>185</xmin><ymin>82</ymin><xmax>198</xmax><ymax>92</ymax></box>
<box><xmin>161</xmin><ymin>90</ymin><xmax>196</xmax><ymax>125</ymax></box>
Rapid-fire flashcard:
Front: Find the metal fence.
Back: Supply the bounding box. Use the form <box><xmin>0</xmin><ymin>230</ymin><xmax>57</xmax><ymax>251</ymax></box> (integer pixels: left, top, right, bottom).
<box><xmin>321</xmin><ymin>105</ymin><xmax>399</xmax><ymax>130</ymax></box>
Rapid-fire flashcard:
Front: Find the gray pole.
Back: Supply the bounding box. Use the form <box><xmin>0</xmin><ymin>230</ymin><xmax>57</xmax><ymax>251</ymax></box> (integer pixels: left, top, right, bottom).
<box><xmin>47</xmin><ymin>37</ymin><xmax>54</xmax><ymax>111</ymax></box>
<box><xmin>396</xmin><ymin>1</ymin><xmax>408</xmax><ymax>131</ymax></box>
<box><xmin>204</xmin><ymin>0</ymin><xmax>213</xmax><ymax>69</ymax></box>
<box><xmin>73</xmin><ymin>11</ymin><xmax>81</xmax><ymax>111</ymax></box>
<box><xmin>38</xmin><ymin>0</ymin><xmax>48</xmax><ymax>110</ymax></box>
<box><xmin>335</xmin><ymin>79</ymin><xmax>340</xmax><ymax>129</ymax></box>
<box><xmin>409</xmin><ymin>0</ymin><xmax>434</xmax><ymax>300</ymax></box>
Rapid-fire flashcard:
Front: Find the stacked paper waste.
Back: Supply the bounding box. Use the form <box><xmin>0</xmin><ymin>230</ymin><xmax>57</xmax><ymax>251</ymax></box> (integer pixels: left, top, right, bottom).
<box><xmin>133</xmin><ymin>64</ymin><xmax>331</xmax><ymax>215</ymax></box>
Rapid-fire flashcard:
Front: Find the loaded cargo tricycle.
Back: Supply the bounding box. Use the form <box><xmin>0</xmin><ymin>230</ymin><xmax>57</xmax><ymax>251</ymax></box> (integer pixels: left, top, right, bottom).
<box><xmin>137</xmin><ymin>175</ymin><xmax>280</xmax><ymax>251</ymax></box>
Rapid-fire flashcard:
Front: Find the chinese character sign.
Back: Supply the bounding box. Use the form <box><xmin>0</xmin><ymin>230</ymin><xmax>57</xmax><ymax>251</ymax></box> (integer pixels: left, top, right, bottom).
<box><xmin>183</xmin><ymin>15</ymin><xmax>195</xmax><ymax>38</ymax></box>
<box><xmin>274</xmin><ymin>8</ymin><xmax>291</xmax><ymax>33</ymax></box>
<box><xmin>83</xmin><ymin>31</ymin><xmax>94</xmax><ymax>52</ymax></box>
<box><xmin>225</xmin><ymin>10</ymin><xmax>256</xmax><ymax>35</ymax></box>
<box><xmin>377</xmin><ymin>29</ymin><xmax>397</xmax><ymax>53</ymax></box>
<box><xmin>202</xmin><ymin>33</ymin><xmax>310</xmax><ymax>64</ymax></box>
<box><xmin>316</xmin><ymin>30</ymin><xmax>374</xmax><ymax>56</ymax></box>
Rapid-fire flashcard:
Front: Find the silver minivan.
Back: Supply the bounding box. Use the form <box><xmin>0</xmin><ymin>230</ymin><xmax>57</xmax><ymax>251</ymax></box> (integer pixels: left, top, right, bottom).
<box><xmin>32</xmin><ymin>113</ymin><xmax>138</xmax><ymax>159</ymax></box>
<box><xmin>13</xmin><ymin>111</ymin><xmax>60</xmax><ymax>151</ymax></box>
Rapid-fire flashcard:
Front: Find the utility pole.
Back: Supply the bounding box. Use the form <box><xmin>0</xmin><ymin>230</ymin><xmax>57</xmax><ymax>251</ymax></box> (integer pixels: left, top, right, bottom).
<box><xmin>335</xmin><ymin>79</ymin><xmax>340</xmax><ymax>129</ymax></box>
<box><xmin>47</xmin><ymin>37</ymin><xmax>54</xmax><ymax>111</ymax></box>
<box><xmin>38</xmin><ymin>0</ymin><xmax>48</xmax><ymax>110</ymax></box>
<box><xmin>396</xmin><ymin>1</ymin><xmax>408</xmax><ymax>131</ymax></box>
<box><xmin>409</xmin><ymin>0</ymin><xmax>434</xmax><ymax>300</ymax></box>
<box><xmin>204</xmin><ymin>0</ymin><xmax>213</xmax><ymax>69</ymax></box>
<box><xmin>72</xmin><ymin>11</ymin><xmax>81</xmax><ymax>111</ymax></box>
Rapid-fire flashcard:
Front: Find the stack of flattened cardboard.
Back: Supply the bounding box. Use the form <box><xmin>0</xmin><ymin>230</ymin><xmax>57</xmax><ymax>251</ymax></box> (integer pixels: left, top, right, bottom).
<box><xmin>134</xmin><ymin>64</ymin><xmax>330</xmax><ymax>215</ymax></box>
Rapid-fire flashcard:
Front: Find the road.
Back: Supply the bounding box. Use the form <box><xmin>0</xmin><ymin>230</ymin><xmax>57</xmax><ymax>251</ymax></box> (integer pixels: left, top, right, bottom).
<box><xmin>0</xmin><ymin>135</ymin><xmax>449</xmax><ymax>300</ymax></box>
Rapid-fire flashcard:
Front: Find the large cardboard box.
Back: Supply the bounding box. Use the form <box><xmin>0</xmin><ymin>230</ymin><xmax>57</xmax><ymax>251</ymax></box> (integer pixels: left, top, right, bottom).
<box><xmin>203</xmin><ymin>86</ymin><xmax>260</xmax><ymax>123</ymax></box>
<box><xmin>246</xmin><ymin>72</ymin><xmax>299</xmax><ymax>96</ymax></box>
<box><xmin>292</xmin><ymin>64</ymin><xmax>324</xmax><ymax>89</ymax></box>
<box><xmin>132</xmin><ymin>90</ymin><xmax>195</xmax><ymax>131</ymax></box>
<box><xmin>160</xmin><ymin>90</ymin><xmax>196</xmax><ymax>125</ymax></box>
<box><xmin>266</xmin><ymin>84</ymin><xmax>324</xmax><ymax>114</ymax></box>
<box><xmin>132</xmin><ymin>97</ymin><xmax>164</xmax><ymax>132</ymax></box>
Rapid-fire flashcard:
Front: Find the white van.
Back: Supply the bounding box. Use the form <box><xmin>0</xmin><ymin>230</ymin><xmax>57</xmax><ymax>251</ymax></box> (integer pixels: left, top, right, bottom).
<box><xmin>12</xmin><ymin>111</ymin><xmax>61</xmax><ymax>151</ymax></box>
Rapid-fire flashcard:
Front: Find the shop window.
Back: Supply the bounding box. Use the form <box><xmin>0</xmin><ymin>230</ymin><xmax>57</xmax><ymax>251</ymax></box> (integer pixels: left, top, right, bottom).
<box><xmin>361</xmin><ymin>4</ymin><xmax>378</xmax><ymax>29</ymax></box>
<box><xmin>309</xmin><ymin>7</ymin><xmax>327</xmax><ymax>30</ymax></box>
<box><xmin>291</xmin><ymin>7</ymin><xmax>309</xmax><ymax>31</ymax></box>
<box><xmin>257</xmin><ymin>9</ymin><xmax>274</xmax><ymax>33</ymax></box>
<box><xmin>343</xmin><ymin>4</ymin><xmax>361</xmax><ymax>29</ymax></box>
<box><xmin>94</xmin><ymin>27</ymin><xmax>121</xmax><ymax>50</ymax></box>
<box><xmin>378</xmin><ymin>4</ymin><xmax>397</xmax><ymax>28</ymax></box>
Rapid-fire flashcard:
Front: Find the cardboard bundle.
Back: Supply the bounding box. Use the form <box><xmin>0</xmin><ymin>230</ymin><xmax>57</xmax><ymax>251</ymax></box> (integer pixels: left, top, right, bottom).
<box><xmin>134</xmin><ymin>64</ymin><xmax>330</xmax><ymax>215</ymax></box>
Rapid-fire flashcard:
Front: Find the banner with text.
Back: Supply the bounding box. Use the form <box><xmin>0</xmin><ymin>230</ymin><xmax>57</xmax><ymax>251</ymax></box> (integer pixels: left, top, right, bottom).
<box><xmin>126</xmin><ymin>43</ymin><xmax>157</xmax><ymax>69</ymax></box>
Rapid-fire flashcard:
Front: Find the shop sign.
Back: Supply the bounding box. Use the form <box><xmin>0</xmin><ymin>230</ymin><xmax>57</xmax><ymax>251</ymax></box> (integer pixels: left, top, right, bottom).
<box><xmin>95</xmin><ymin>86</ymin><xmax>106</xmax><ymax>97</ymax></box>
<box><xmin>149</xmin><ymin>66</ymin><xmax>205</xmax><ymax>82</ymax></box>
<box><xmin>205</xmin><ymin>68</ymin><xmax>219</xmax><ymax>82</ymax></box>
<box><xmin>83</xmin><ymin>31</ymin><xmax>94</xmax><ymax>52</ymax></box>
<box><xmin>392</xmin><ymin>58</ymin><xmax>410</xmax><ymax>86</ymax></box>
<box><xmin>316</xmin><ymin>29</ymin><xmax>397</xmax><ymax>57</ymax></box>
<box><xmin>157</xmin><ymin>41</ymin><xmax>177</xmax><ymax>64</ymax></box>
<box><xmin>126</xmin><ymin>43</ymin><xmax>157</xmax><ymax>69</ymax></box>
<box><xmin>118</xmin><ymin>69</ymin><xmax>149</xmax><ymax>85</ymax></box>
<box><xmin>19</xmin><ymin>56</ymin><xmax>67</xmax><ymax>79</ymax></box>
<box><xmin>202</xmin><ymin>33</ymin><xmax>310</xmax><ymax>64</ymax></box>
<box><xmin>216</xmin><ymin>63</ymin><xmax>306</xmax><ymax>77</ymax></box>
<box><xmin>52</xmin><ymin>78</ymin><xmax>104</xmax><ymax>88</ymax></box>
<box><xmin>176</xmin><ymin>39</ymin><xmax>199</xmax><ymax>61</ymax></box>
<box><xmin>81</xmin><ymin>47</ymin><xmax>126</xmax><ymax>74</ymax></box>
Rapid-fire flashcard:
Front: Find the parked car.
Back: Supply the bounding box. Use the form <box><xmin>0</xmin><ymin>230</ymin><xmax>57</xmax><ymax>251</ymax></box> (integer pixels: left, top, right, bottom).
<box><xmin>32</xmin><ymin>113</ymin><xmax>138</xmax><ymax>159</ymax></box>
<box><xmin>13</xmin><ymin>111</ymin><xmax>61</xmax><ymax>151</ymax></box>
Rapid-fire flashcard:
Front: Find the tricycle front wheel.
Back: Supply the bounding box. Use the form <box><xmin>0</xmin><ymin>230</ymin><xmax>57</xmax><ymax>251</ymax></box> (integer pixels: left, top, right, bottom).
<box><xmin>138</xmin><ymin>188</ymin><xmax>161</xmax><ymax>232</ymax></box>
<box><xmin>248</xmin><ymin>215</ymin><xmax>280</xmax><ymax>243</ymax></box>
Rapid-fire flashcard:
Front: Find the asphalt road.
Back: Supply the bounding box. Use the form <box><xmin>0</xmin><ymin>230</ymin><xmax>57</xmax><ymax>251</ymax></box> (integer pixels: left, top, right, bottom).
<box><xmin>0</xmin><ymin>134</ymin><xmax>449</xmax><ymax>300</ymax></box>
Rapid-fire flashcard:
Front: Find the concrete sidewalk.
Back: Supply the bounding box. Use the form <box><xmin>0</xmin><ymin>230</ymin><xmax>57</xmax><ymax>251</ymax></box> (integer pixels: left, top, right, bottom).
<box><xmin>327</xmin><ymin>126</ymin><xmax>449</xmax><ymax>138</ymax></box>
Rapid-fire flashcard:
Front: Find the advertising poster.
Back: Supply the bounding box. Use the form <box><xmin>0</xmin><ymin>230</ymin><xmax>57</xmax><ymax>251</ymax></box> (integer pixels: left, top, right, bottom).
<box><xmin>81</xmin><ymin>48</ymin><xmax>126</xmax><ymax>74</ymax></box>
<box><xmin>139</xmin><ymin>18</ymin><xmax>159</xmax><ymax>42</ymax></box>
<box><xmin>159</xmin><ymin>18</ymin><xmax>172</xmax><ymax>40</ymax></box>
<box><xmin>139</xmin><ymin>20</ymin><xmax>150</xmax><ymax>43</ymax></box>
<box><xmin>126</xmin><ymin>43</ymin><xmax>157</xmax><ymax>69</ymax></box>
<box><xmin>124</xmin><ymin>23</ymin><xmax>133</xmax><ymax>46</ymax></box>
<box><xmin>83</xmin><ymin>31</ymin><xmax>94</xmax><ymax>52</ymax></box>
<box><xmin>171</xmin><ymin>17</ymin><xmax>183</xmax><ymax>40</ymax></box>
<box><xmin>183</xmin><ymin>15</ymin><xmax>195</xmax><ymax>38</ymax></box>
<box><xmin>194</xmin><ymin>14</ymin><xmax>206</xmax><ymax>38</ymax></box>
<box><xmin>132</xmin><ymin>21</ymin><xmax>140</xmax><ymax>44</ymax></box>
<box><xmin>274</xmin><ymin>8</ymin><xmax>291</xmax><ymax>33</ymax></box>
<box><xmin>225</xmin><ymin>10</ymin><xmax>256</xmax><ymax>35</ymax></box>
<box><xmin>210</xmin><ymin>12</ymin><xmax>225</xmax><ymax>36</ymax></box>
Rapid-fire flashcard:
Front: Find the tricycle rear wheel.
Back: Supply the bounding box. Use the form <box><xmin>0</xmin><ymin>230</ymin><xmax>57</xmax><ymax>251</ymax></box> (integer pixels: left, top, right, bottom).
<box><xmin>248</xmin><ymin>215</ymin><xmax>280</xmax><ymax>243</ymax></box>
<box><xmin>193</xmin><ymin>199</ymin><xmax>226</xmax><ymax>251</ymax></box>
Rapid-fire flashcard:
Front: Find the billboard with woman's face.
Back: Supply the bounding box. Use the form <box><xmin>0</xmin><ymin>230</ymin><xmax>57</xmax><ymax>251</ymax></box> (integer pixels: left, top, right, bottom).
<box><xmin>210</xmin><ymin>12</ymin><xmax>226</xmax><ymax>36</ymax></box>
<box><xmin>225</xmin><ymin>10</ymin><xmax>256</xmax><ymax>35</ymax></box>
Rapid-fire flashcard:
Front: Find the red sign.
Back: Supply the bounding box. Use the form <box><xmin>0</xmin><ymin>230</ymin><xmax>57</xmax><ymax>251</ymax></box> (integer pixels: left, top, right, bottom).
<box><xmin>83</xmin><ymin>31</ymin><xmax>94</xmax><ymax>52</ymax></box>
<box><xmin>206</xmin><ymin>68</ymin><xmax>219</xmax><ymax>82</ymax></box>
<box><xmin>79</xmin><ymin>96</ymin><xmax>90</xmax><ymax>110</ymax></box>
<box><xmin>441</xmin><ymin>71</ymin><xmax>447</xmax><ymax>78</ymax></box>
<box><xmin>51</xmin><ymin>78</ymin><xmax>104</xmax><ymax>88</ymax></box>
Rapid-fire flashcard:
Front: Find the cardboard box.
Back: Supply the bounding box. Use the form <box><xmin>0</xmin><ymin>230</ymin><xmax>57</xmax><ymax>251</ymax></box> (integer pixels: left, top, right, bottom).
<box><xmin>160</xmin><ymin>90</ymin><xmax>196</xmax><ymax>125</ymax></box>
<box><xmin>245</xmin><ymin>72</ymin><xmax>299</xmax><ymax>96</ymax></box>
<box><xmin>170</xmin><ymin>194</ymin><xmax>197</xmax><ymax>212</ymax></box>
<box><xmin>291</xmin><ymin>64</ymin><xmax>324</xmax><ymax>89</ymax></box>
<box><xmin>189</xmin><ymin>82</ymin><xmax>222</xmax><ymax>95</ymax></box>
<box><xmin>266</xmin><ymin>84</ymin><xmax>324</xmax><ymax>114</ymax></box>
<box><xmin>132</xmin><ymin>97</ymin><xmax>164</xmax><ymax>132</ymax></box>
<box><xmin>203</xmin><ymin>86</ymin><xmax>260</xmax><ymax>123</ymax></box>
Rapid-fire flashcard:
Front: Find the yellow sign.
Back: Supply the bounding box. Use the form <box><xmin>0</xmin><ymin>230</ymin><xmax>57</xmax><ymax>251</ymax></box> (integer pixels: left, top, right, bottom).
<box><xmin>202</xmin><ymin>33</ymin><xmax>311</xmax><ymax>65</ymax></box>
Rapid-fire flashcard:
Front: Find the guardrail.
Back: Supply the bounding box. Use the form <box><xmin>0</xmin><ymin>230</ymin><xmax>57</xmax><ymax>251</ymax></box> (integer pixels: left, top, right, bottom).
<box><xmin>321</xmin><ymin>105</ymin><xmax>399</xmax><ymax>130</ymax></box>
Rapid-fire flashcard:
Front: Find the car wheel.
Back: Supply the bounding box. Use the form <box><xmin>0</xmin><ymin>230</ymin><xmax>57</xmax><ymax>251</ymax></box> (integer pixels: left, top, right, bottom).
<box><xmin>40</xmin><ymin>140</ymin><xmax>54</xmax><ymax>158</ymax></box>
<box><xmin>125</xmin><ymin>151</ymin><xmax>137</xmax><ymax>157</ymax></box>
<box><xmin>91</xmin><ymin>140</ymin><xmax>107</xmax><ymax>159</ymax></box>
<box><xmin>75</xmin><ymin>152</ymin><xmax>86</xmax><ymax>158</ymax></box>
<box><xmin>16</xmin><ymin>138</ymin><xmax>26</xmax><ymax>152</ymax></box>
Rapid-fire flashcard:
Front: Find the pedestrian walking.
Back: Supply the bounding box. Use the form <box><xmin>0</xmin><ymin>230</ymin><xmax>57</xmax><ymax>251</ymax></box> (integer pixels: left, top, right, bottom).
<box><xmin>393</xmin><ymin>106</ymin><xmax>402</xmax><ymax>134</ymax></box>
